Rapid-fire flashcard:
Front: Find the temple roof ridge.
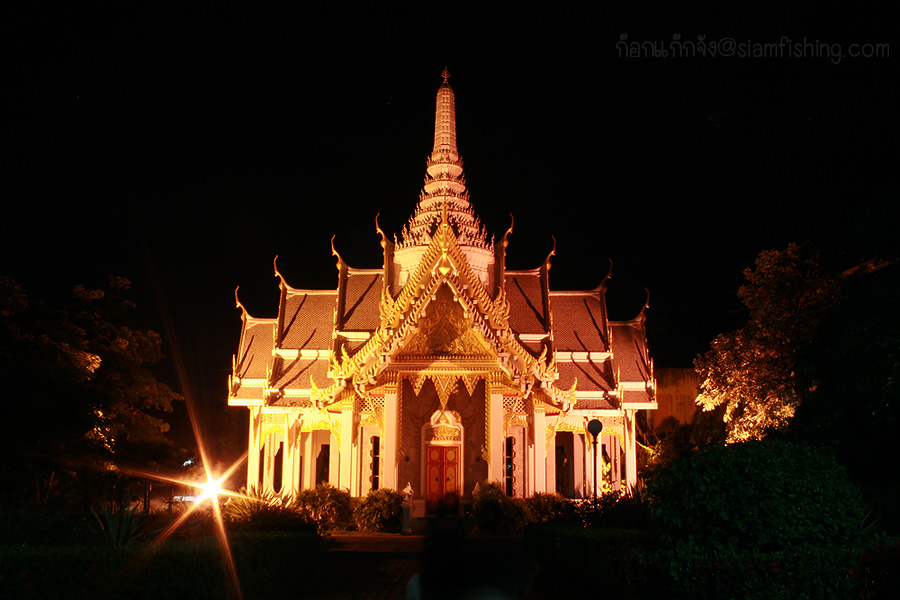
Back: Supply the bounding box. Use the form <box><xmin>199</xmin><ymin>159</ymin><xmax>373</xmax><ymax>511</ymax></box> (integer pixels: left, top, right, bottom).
<box><xmin>286</xmin><ymin>287</ymin><xmax>339</xmax><ymax>296</ymax></box>
<box><xmin>345</xmin><ymin>266</ymin><xmax>384</xmax><ymax>275</ymax></box>
<box><xmin>549</xmin><ymin>289</ymin><xmax>606</xmax><ymax>297</ymax></box>
<box><xmin>506</xmin><ymin>267</ymin><xmax>545</xmax><ymax>275</ymax></box>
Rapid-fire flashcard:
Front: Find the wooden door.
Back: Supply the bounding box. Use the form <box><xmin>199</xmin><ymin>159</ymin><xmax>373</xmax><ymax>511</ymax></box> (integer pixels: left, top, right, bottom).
<box><xmin>426</xmin><ymin>445</ymin><xmax>459</xmax><ymax>514</ymax></box>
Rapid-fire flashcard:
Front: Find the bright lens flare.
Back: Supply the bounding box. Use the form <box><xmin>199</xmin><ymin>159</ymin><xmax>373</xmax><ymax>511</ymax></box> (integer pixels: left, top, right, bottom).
<box><xmin>122</xmin><ymin>270</ymin><xmax>252</xmax><ymax>599</ymax></box>
<box><xmin>199</xmin><ymin>476</ymin><xmax>222</xmax><ymax>501</ymax></box>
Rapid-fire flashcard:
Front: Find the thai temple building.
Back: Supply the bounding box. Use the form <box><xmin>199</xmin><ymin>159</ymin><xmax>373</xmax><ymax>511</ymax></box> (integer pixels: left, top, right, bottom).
<box><xmin>228</xmin><ymin>70</ymin><xmax>656</xmax><ymax>513</ymax></box>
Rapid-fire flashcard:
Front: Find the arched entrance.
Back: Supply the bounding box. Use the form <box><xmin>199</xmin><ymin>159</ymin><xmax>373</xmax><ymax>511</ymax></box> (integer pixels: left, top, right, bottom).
<box><xmin>422</xmin><ymin>410</ymin><xmax>463</xmax><ymax>514</ymax></box>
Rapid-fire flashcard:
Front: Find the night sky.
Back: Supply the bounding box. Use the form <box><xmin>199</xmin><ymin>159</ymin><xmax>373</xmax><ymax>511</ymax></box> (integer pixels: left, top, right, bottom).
<box><xmin>8</xmin><ymin>3</ymin><xmax>898</xmax><ymax>456</ymax></box>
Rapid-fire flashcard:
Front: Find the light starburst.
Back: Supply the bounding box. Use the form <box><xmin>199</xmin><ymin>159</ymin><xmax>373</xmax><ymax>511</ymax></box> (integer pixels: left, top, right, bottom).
<box><xmin>109</xmin><ymin>440</ymin><xmax>250</xmax><ymax>600</ymax></box>
<box><xmin>105</xmin><ymin>277</ymin><xmax>265</xmax><ymax>600</ymax></box>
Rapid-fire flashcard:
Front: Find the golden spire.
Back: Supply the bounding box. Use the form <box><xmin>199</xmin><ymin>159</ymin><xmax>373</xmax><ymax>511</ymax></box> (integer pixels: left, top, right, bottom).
<box><xmin>398</xmin><ymin>69</ymin><xmax>488</xmax><ymax>250</ymax></box>
<box><xmin>432</xmin><ymin>68</ymin><xmax>458</xmax><ymax>160</ymax></box>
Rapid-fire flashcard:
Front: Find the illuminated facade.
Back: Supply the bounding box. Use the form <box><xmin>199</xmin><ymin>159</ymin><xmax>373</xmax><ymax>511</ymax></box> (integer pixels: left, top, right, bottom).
<box><xmin>228</xmin><ymin>71</ymin><xmax>656</xmax><ymax>512</ymax></box>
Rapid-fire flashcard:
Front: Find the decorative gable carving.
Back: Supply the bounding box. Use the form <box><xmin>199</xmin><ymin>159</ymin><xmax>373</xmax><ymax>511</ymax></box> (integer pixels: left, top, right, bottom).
<box><xmin>399</xmin><ymin>285</ymin><xmax>493</xmax><ymax>358</ymax></box>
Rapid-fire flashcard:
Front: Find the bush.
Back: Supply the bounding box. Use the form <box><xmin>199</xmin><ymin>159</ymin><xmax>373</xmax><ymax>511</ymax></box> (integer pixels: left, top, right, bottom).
<box><xmin>524</xmin><ymin>492</ymin><xmax>574</xmax><ymax>523</ymax></box>
<box><xmin>644</xmin><ymin>439</ymin><xmax>869</xmax><ymax>599</ymax></box>
<box><xmin>354</xmin><ymin>488</ymin><xmax>403</xmax><ymax>533</ymax></box>
<box><xmin>471</xmin><ymin>481</ymin><xmax>527</xmax><ymax>536</ymax></box>
<box><xmin>222</xmin><ymin>486</ymin><xmax>282</xmax><ymax>521</ymax></box>
<box><xmin>87</xmin><ymin>503</ymin><xmax>147</xmax><ymax>546</ymax></box>
<box><xmin>222</xmin><ymin>487</ymin><xmax>316</xmax><ymax>531</ymax></box>
<box><xmin>294</xmin><ymin>483</ymin><xmax>353</xmax><ymax>531</ymax></box>
<box><xmin>222</xmin><ymin>486</ymin><xmax>313</xmax><ymax>533</ymax></box>
<box><xmin>646</xmin><ymin>439</ymin><xmax>866</xmax><ymax>551</ymax></box>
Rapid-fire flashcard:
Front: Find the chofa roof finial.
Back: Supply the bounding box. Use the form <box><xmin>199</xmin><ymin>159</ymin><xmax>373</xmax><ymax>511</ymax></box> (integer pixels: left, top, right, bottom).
<box><xmin>234</xmin><ymin>286</ymin><xmax>247</xmax><ymax>318</ymax></box>
<box><xmin>544</xmin><ymin>236</ymin><xmax>557</xmax><ymax>269</ymax></box>
<box><xmin>375</xmin><ymin>213</ymin><xmax>387</xmax><ymax>249</ymax></box>
<box><xmin>330</xmin><ymin>235</ymin><xmax>344</xmax><ymax>271</ymax></box>
<box><xmin>273</xmin><ymin>255</ymin><xmax>286</xmax><ymax>288</ymax></box>
<box><xmin>502</xmin><ymin>213</ymin><xmax>514</xmax><ymax>249</ymax></box>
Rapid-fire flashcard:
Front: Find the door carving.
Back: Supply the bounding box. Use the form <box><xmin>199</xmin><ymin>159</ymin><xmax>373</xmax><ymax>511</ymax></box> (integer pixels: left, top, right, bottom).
<box><xmin>426</xmin><ymin>445</ymin><xmax>459</xmax><ymax>514</ymax></box>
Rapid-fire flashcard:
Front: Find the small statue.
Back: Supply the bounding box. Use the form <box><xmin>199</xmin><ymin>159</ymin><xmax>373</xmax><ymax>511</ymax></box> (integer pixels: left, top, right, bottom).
<box><xmin>401</xmin><ymin>482</ymin><xmax>414</xmax><ymax>535</ymax></box>
<box><xmin>402</xmin><ymin>482</ymin><xmax>414</xmax><ymax>505</ymax></box>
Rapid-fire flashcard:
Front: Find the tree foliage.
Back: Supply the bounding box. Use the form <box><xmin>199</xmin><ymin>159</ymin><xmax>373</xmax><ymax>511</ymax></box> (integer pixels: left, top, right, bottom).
<box><xmin>638</xmin><ymin>407</ymin><xmax>727</xmax><ymax>474</ymax></box>
<box><xmin>694</xmin><ymin>243</ymin><xmax>841</xmax><ymax>442</ymax></box>
<box><xmin>791</xmin><ymin>263</ymin><xmax>899</xmax><ymax>447</ymax></box>
<box><xmin>68</xmin><ymin>277</ymin><xmax>181</xmax><ymax>461</ymax></box>
<box><xmin>789</xmin><ymin>259</ymin><xmax>900</xmax><ymax>533</ymax></box>
<box><xmin>0</xmin><ymin>275</ymin><xmax>181</xmax><ymax>506</ymax></box>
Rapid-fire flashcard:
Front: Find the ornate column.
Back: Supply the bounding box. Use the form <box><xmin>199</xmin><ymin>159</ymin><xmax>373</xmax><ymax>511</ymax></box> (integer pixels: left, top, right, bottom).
<box><xmin>282</xmin><ymin>417</ymin><xmax>297</xmax><ymax>496</ymax></box>
<box><xmin>328</xmin><ymin>429</ymin><xmax>340</xmax><ymax>487</ymax></box>
<box><xmin>573</xmin><ymin>432</ymin><xmax>585</xmax><ymax>498</ymax></box>
<box><xmin>532</xmin><ymin>411</ymin><xmax>547</xmax><ymax>494</ymax></box>
<box><xmin>340</xmin><ymin>408</ymin><xmax>354</xmax><ymax>493</ymax></box>
<box><xmin>625</xmin><ymin>410</ymin><xmax>637</xmax><ymax>491</ymax></box>
<box><xmin>584</xmin><ymin>428</ymin><xmax>596</xmax><ymax>498</ymax></box>
<box><xmin>545</xmin><ymin>430</ymin><xmax>557</xmax><ymax>494</ymax></box>
<box><xmin>383</xmin><ymin>389</ymin><xmax>398</xmax><ymax>491</ymax></box>
<box><xmin>488</xmin><ymin>391</ymin><xmax>503</xmax><ymax>480</ymax></box>
<box><xmin>246</xmin><ymin>407</ymin><xmax>260</xmax><ymax>490</ymax></box>
<box><xmin>261</xmin><ymin>432</ymin><xmax>275</xmax><ymax>492</ymax></box>
<box><xmin>301</xmin><ymin>429</ymin><xmax>313</xmax><ymax>489</ymax></box>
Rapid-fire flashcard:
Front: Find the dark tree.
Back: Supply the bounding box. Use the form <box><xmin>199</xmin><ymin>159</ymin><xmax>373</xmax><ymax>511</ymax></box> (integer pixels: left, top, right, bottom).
<box><xmin>0</xmin><ymin>276</ymin><xmax>182</xmax><ymax>507</ymax></box>
<box><xmin>790</xmin><ymin>260</ymin><xmax>900</xmax><ymax>533</ymax></box>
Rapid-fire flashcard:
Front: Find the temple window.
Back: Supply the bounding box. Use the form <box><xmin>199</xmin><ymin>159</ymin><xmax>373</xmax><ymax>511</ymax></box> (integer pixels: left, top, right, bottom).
<box><xmin>316</xmin><ymin>444</ymin><xmax>330</xmax><ymax>485</ymax></box>
<box><xmin>273</xmin><ymin>442</ymin><xmax>284</xmax><ymax>493</ymax></box>
<box><xmin>370</xmin><ymin>435</ymin><xmax>381</xmax><ymax>491</ymax></box>
<box><xmin>504</xmin><ymin>437</ymin><xmax>516</xmax><ymax>496</ymax></box>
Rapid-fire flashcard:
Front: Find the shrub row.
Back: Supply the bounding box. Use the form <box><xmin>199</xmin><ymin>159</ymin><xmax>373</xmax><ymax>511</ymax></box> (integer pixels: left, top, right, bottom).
<box><xmin>470</xmin><ymin>481</ymin><xmax>648</xmax><ymax>535</ymax></box>
<box><xmin>0</xmin><ymin>484</ymin><xmax>405</xmax><ymax>550</ymax></box>
<box><xmin>222</xmin><ymin>484</ymin><xmax>403</xmax><ymax>533</ymax></box>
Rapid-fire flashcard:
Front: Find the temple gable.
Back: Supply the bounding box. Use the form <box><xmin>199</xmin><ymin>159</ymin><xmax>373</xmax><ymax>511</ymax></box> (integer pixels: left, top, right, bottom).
<box><xmin>398</xmin><ymin>285</ymin><xmax>493</xmax><ymax>359</ymax></box>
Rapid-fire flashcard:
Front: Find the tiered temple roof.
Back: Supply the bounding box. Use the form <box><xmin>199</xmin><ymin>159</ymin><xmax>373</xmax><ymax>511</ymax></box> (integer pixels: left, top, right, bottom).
<box><xmin>228</xmin><ymin>68</ymin><xmax>654</xmax><ymax>435</ymax></box>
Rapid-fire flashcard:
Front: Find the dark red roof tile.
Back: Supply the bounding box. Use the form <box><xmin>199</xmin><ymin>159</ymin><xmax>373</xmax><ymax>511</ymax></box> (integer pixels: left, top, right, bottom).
<box><xmin>280</xmin><ymin>291</ymin><xmax>336</xmax><ymax>349</ymax></box>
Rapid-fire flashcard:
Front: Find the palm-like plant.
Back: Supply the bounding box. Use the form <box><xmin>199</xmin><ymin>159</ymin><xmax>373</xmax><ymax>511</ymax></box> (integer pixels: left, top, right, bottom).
<box><xmin>88</xmin><ymin>503</ymin><xmax>145</xmax><ymax>546</ymax></box>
